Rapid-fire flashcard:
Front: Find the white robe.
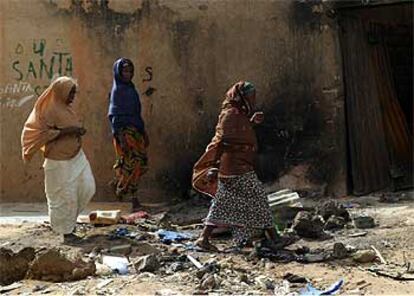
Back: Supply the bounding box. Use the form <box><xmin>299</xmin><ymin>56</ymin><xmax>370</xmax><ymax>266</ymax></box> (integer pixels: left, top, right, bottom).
<box><xmin>43</xmin><ymin>149</ymin><xmax>95</xmax><ymax>234</ymax></box>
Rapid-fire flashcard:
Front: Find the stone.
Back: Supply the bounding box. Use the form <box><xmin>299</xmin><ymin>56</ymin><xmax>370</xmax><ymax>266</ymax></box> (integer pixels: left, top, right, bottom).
<box><xmin>169</xmin><ymin>262</ymin><xmax>185</xmax><ymax>272</ymax></box>
<box><xmin>254</xmin><ymin>275</ymin><xmax>274</xmax><ymax>290</ymax></box>
<box><xmin>0</xmin><ymin>247</ymin><xmax>35</xmax><ymax>285</ymax></box>
<box><xmin>292</xmin><ymin>211</ymin><xmax>326</xmax><ymax>239</ymax></box>
<box><xmin>324</xmin><ymin>215</ymin><xmax>346</xmax><ymax>231</ymax></box>
<box><xmin>317</xmin><ymin>200</ymin><xmax>351</xmax><ymax>222</ymax></box>
<box><xmin>353</xmin><ymin>250</ymin><xmax>377</xmax><ymax>263</ymax></box>
<box><xmin>354</xmin><ymin>216</ymin><xmax>376</xmax><ymax>229</ymax></box>
<box><xmin>283</xmin><ymin>272</ymin><xmax>307</xmax><ymax>283</ymax></box>
<box><xmin>332</xmin><ymin>243</ymin><xmax>348</xmax><ymax>259</ymax></box>
<box><xmin>200</xmin><ymin>274</ymin><xmax>218</xmax><ymax>290</ymax></box>
<box><xmin>134</xmin><ymin>254</ymin><xmax>160</xmax><ymax>273</ymax></box>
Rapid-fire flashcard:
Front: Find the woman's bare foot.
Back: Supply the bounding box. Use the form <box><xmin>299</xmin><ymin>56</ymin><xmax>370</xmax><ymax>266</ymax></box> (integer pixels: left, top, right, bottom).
<box><xmin>194</xmin><ymin>238</ymin><xmax>219</xmax><ymax>252</ymax></box>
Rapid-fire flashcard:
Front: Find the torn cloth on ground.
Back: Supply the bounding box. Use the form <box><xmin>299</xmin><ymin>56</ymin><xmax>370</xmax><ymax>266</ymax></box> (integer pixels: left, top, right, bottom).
<box><xmin>156</xmin><ymin>230</ymin><xmax>193</xmax><ymax>244</ymax></box>
<box><xmin>300</xmin><ymin>279</ymin><xmax>344</xmax><ymax>295</ymax></box>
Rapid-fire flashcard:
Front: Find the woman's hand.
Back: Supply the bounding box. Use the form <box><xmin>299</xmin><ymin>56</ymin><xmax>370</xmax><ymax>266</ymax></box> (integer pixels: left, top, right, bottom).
<box><xmin>59</xmin><ymin>127</ymin><xmax>86</xmax><ymax>137</ymax></box>
<box><xmin>206</xmin><ymin>168</ymin><xmax>219</xmax><ymax>183</ymax></box>
<box><xmin>250</xmin><ymin>111</ymin><xmax>264</xmax><ymax>124</ymax></box>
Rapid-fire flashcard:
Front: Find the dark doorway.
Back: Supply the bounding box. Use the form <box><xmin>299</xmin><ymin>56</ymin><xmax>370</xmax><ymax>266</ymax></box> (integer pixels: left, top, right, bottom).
<box><xmin>338</xmin><ymin>3</ymin><xmax>413</xmax><ymax>195</ymax></box>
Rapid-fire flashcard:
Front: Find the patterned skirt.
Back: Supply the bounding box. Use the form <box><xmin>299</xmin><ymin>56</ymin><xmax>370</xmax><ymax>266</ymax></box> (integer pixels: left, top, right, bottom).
<box><xmin>205</xmin><ymin>171</ymin><xmax>274</xmax><ymax>245</ymax></box>
<box><xmin>112</xmin><ymin>126</ymin><xmax>148</xmax><ymax>199</ymax></box>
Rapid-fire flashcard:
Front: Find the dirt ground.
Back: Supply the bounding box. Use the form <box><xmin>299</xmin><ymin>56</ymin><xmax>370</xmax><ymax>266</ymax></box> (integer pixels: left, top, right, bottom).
<box><xmin>0</xmin><ymin>194</ymin><xmax>413</xmax><ymax>295</ymax></box>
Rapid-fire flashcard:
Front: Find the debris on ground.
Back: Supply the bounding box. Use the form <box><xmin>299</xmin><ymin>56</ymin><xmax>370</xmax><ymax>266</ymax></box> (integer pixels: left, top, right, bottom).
<box><xmin>353</xmin><ymin>250</ymin><xmax>377</xmax><ymax>263</ymax></box>
<box><xmin>101</xmin><ymin>255</ymin><xmax>129</xmax><ymax>275</ymax></box>
<box><xmin>156</xmin><ymin>229</ymin><xmax>193</xmax><ymax>244</ymax></box>
<box><xmin>354</xmin><ymin>215</ymin><xmax>376</xmax><ymax>229</ymax></box>
<box><xmin>0</xmin><ymin>247</ymin><xmax>35</xmax><ymax>285</ymax></box>
<box><xmin>369</xmin><ymin>263</ymin><xmax>414</xmax><ymax>281</ymax></box>
<box><xmin>291</xmin><ymin>211</ymin><xmax>327</xmax><ymax>239</ymax></box>
<box><xmin>283</xmin><ymin>272</ymin><xmax>308</xmax><ymax>283</ymax></box>
<box><xmin>317</xmin><ymin>200</ymin><xmax>351</xmax><ymax>222</ymax></box>
<box><xmin>300</xmin><ymin>279</ymin><xmax>344</xmax><ymax>296</ymax></box>
<box><xmin>134</xmin><ymin>254</ymin><xmax>160</xmax><ymax>273</ymax></box>
<box><xmin>120</xmin><ymin>211</ymin><xmax>150</xmax><ymax>224</ymax></box>
<box><xmin>89</xmin><ymin>210</ymin><xmax>121</xmax><ymax>225</ymax></box>
<box><xmin>332</xmin><ymin>242</ymin><xmax>348</xmax><ymax>259</ymax></box>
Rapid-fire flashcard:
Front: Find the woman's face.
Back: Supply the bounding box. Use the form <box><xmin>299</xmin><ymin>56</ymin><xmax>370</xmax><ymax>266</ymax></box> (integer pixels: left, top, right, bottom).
<box><xmin>121</xmin><ymin>64</ymin><xmax>134</xmax><ymax>83</ymax></box>
<box><xmin>66</xmin><ymin>85</ymin><xmax>76</xmax><ymax>105</ymax></box>
<box><xmin>245</xmin><ymin>92</ymin><xmax>256</xmax><ymax>111</ymax></box>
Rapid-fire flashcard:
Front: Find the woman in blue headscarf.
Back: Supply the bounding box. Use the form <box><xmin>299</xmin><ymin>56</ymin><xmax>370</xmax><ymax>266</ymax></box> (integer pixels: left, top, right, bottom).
<box><xmin>108</xmin><ymin>58</ymin><xmax>149</xmax><ymax>210</ymax></box>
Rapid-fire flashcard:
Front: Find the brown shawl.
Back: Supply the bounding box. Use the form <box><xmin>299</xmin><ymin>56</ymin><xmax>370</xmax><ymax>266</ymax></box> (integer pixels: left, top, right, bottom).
<box><xmin>21</xmin><ymin>77</ymin><xmax>82</xmax><ymax>162</ymax></box>
<box><xmin>192</xmin><ymin>81</ymin><xmax>258</xmax><ymax>198</ymax></box>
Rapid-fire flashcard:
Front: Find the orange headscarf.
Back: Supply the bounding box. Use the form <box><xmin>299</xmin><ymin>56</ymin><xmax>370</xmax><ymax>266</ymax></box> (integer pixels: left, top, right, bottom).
<box><xmin>192</xmin><ymin>81</ymin><xmax>256</xmax><ymax>198</ymax></box>
<box><xmin>21</xmin><ymin>76</ymin><xmax>81</xmax><ymax>162</ymax></box>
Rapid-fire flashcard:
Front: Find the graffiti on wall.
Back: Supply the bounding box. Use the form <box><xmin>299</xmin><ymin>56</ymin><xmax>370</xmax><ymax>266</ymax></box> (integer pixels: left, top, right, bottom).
<box><xmin>0</xmin><ymin>82</ymin><xmax>35</xmax><ymax>108</ymax></box>
<box><xmin>11</xmin><ymin>39</ymin><xmax>73</xmax><ymax>96</ymax></box>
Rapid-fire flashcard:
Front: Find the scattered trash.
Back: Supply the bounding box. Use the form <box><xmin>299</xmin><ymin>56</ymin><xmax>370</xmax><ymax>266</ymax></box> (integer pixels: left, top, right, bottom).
<box><xmin>134</xmin><ymin>254</ymin><xmax>160</xmax><ymax>273</ymax></box>
<box><xmin>0</xmin><ymin>282</ymin><xmax>23</xmax><ymax>293</ymax></box>
<box><xmin>102</xmin><ymin>255</ymin><xmax>129</xmax><ymax>275</ymax></box>
<box><xmin>267</xmin><ymin>189</ymin><xmax>301</xmax><ymax>209</ymax></box>
<box><xmin>300</xmin><ymin>279</ymin><xmax>344</xmax><ymax>295</ymax></box>
<box><xmin>187</xmin><ymin>254</ymin><xmax>203</xmax><ymax>269</ymax></box>
<box><xmin>157</xmin><ymin>230</ymin><xmax>193</xmax><ymax>244</ymax></box>
<box><xmin>369</xmin><ymin>263</ymin><xmax>414</xmax><ymax>281</ymax></box>
<box><xmin>89</xmin><ymin>210</ymin><xmax>121</xmax><ymax>225</ymax></box>
<box><xmin>291</xmin><ymin>211</ymin><xmax>327</xmax><ymax>239</ymax></box>
<box><xmin>354</xmin><ymin>215</ymin><xmax>376</xmax><ymax>229</ymax></box>
<box><xmin>324</xmin><ymin>215</ymin><xmax>346</xmax><ymax>231</ymax></box>
<box><xmin>348</xmin><ymin>231</ymin><xmax>368</xmax><ymax>238</ymax></box>
<box><xmin>121</xmin><ymin>211</ymin><xmax>150</xmax><ymax>224</ymax></box>
<box><xmin>300</xmin><ymin>252</ymin><xmax>330</xmax><ymax>263</ymax></box>
<box><xmin>283</xmin><ymin>272</ymin><xmax>308</xmax><ymax>283</ymax></box>
<box><xmin>169</xmin><ymin>262</ymin><xmax>185</xmax><ymax>272</ymax></box>
<box><xmin>353</xmin><ymin>250</ymin><xmax>377</xmax><ymax>263</ymax></box>
<box><xmin>371</xmin><ymin>245</ymin><xmax>387</xmax><ymax>265</ymax></box>
<box><xmin>317</xmin><ymin>200</ymin><xmax>351</xmax><ymax>222</ymax></box>
<box><xmin>255</xmin><ymin>275</ymin><xmax>275</xmax><ymax>290</ymax></box>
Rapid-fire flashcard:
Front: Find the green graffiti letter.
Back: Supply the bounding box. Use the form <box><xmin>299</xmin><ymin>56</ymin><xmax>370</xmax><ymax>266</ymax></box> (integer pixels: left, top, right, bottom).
<box><xmin>40</xmin><ymin>56</ymin><xmax>55</xmax><ymax>79</ymax></box>
<box><xmin>65</xmin><ymin>56</ymin><xmax>73</xmax><ymax>76</ymax></box>
<box><xmin>33</xmin><ymin>39</ymin><xmax>46</xmax><ymax>56</ymax></box>
<box><xmin>27</xmin><ymin>61</ymin><xmax>37</xmax><ymax>79</ymax></box>
<box><xmin>12</xmin><ymin>61</ymin><xmax>23</xmax><ymax>81</ymax></box>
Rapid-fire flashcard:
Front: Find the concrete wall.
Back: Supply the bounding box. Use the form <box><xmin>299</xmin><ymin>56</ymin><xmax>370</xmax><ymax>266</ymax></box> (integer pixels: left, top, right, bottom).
<box><xmin>0</xmin><ymin>0</ymin><xmax>347</xmax><ymax>203</ymax></box>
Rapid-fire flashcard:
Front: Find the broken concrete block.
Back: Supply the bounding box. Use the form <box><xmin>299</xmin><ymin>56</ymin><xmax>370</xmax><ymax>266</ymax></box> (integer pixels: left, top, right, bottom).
<box><xmin>332</xmin><ymin>243</ymin><xmax>348</xmax><ymax>259</ymax></box>
<box><xmin>354</xmin><ymin>216</ymin><xmax>376</xmax><ymax>229</ymax></box>
<box><xmin>317</xmin><ymin>200</ymin><xmax>351</xmax><ymax>222</ymax></box>
<box><xmin>353</xmin><ymin>250</ymin><xmax>377</xmax><ymax>263</ymax></box>
<box><xmin>134</xmin><ymin>254</ymin><xmax>160</xmax><ymax>273</ymax></box>
<box><xmin>324</xmin><ymin>215</ymin><xmax>346</xmax><ymax>231</ymax></box>
<box><xmin>292</xmin><ymin>211</ymin><xmax>325</xmax><ymax>239</ymax></box>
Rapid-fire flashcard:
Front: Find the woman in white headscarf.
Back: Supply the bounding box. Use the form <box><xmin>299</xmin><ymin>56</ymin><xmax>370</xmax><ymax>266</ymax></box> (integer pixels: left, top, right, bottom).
<box><xmin>21</xmin><ymin>76</ymin><xmax>95</xmax><ymax>243</ymax></box>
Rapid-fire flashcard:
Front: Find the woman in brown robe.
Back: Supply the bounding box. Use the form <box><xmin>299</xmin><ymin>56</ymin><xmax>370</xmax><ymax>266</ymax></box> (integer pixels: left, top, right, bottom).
<box><xmin>192</xmin><ymin>81</ymin><xmax>281</xmax><ymax>251</ymax></box>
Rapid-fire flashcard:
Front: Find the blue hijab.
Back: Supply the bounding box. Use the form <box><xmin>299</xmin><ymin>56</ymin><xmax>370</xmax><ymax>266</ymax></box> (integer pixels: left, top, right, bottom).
<box><xmin>108</xmin><ymin>58</ymin><xmax>145</xmax><ymax>135</ymax></box>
